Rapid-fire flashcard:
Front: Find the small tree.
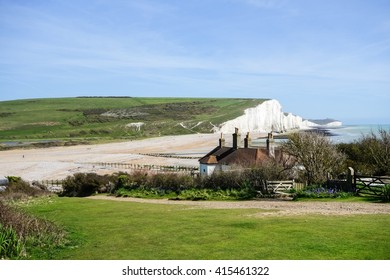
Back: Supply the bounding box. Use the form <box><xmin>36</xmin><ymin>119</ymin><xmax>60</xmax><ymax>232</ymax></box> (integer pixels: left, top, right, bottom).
<box><xmin>282</xmin><ymin>131</ymin><xmax>345</xmax><ymax>185</ymax></box>
<box><xmin>359</xmin><ymin>128</ymin><xmax>390</xmax><ymax>175</ymax></box>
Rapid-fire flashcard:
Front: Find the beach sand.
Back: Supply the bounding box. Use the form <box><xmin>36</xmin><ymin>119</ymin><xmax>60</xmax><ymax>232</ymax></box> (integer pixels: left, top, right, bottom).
<box><xmin>0</xmin><ymin>133</ymin><xmax>252</xmax><ymax>181</ymax></box>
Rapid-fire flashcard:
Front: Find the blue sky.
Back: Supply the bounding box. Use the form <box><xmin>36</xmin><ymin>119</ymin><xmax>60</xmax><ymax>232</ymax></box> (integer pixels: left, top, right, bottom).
<box><xmin>1</xmin><ymin>0</ymin><xmax>389</xmax><ymax>124</ymax></box>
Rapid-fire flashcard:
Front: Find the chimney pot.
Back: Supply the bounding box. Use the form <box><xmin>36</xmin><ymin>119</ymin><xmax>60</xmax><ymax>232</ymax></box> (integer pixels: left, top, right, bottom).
<box><xmin>244</xmin><ymin>132</ymin><xmax>251</xmax><ymax>148</ymax></box>
<box><xmin>233</xmin><ymin>128</ymin><xmax>241</xmax><ymax>149</ymax></box>
<box><xmin>219</xmin><ymin>133</ymin><xmax>225</xmax><ymax>147</ymax></box>
<box><xmin>266</xmin><ymin>132</ymin><xmax>275</xmax><ymax>158</ymax></box>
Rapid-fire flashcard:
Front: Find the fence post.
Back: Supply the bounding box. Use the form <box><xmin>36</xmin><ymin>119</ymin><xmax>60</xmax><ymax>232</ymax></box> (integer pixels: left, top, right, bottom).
<box><xmin>347</xmin><ymin>167</ymin><xmax>355</xmax><ymax>192</ymax></box>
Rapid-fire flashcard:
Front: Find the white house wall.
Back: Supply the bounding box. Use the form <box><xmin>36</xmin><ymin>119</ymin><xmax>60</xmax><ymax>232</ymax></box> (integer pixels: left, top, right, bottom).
<box><xmin>200</xmin><ymin>163</ymin><xmax>234</xmax><ymax>176</ymax></box>
<box><xmin>200</xmin><ymin>163</ymin><xmax>218</xmax><ymax>176</ymax></box>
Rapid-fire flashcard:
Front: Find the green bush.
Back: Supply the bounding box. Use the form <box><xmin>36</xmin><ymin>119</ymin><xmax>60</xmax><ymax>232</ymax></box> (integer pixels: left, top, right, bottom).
<box><xmin>177</xmin><ymin>189</ymin><xmax>213</xmax><ymax>200</ymax></box>
<box><xmin>116</xmin><ymin>174</ymin><xmax>131</xmax><ymax>190</ymax></box>
<box><xmin>61</xmin><ymin>173</ymin><xmax>113</xmax><ymax>197</ymax></box>
<box><xmin>147</xmin><ymin>173</ymin><xmax>185</xmax><ymax>193</ymax></box>
<box><xmin>197</xmin><ymin>171</ymin><xmax>243</xmax><ymax>191</ymax></box>
<box><xmin>115</xmin><ymin>187</ymin><xmax>176</xmax><ymax>199</ymax></box>
<box><xmin>6</xmin><ymin>176</ymin><xmax>21</xmax><ymax>184</ymax></box>
<box><xmin>114</xmin><ymin>172</ymin><xmax>194</xmax><ymax>195</ymax></box>
<box><xmin>177</xmin><ymin>188</ymin><xmax>254</xmax><ymax>201</ymax></box>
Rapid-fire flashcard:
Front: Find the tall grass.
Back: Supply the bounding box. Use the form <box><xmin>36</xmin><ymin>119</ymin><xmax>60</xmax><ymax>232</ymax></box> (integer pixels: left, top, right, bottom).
<box><xmin>0</xmin><ymin>179</ymin><xmax>68</xmax><ymax>259</ymax></box>
<box><xmin>0</xmin><ymin>223</ymin><xmax>24</xmax><ymax>259</ymax></box>
<box><xmin>0</xmin><ymin>200</ymin><xmax>68</xmax><ymax>259</ymax></box>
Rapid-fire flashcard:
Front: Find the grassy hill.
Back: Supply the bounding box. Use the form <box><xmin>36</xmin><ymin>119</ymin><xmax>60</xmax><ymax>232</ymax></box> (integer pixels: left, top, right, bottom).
<box><xmin>0</xmin><ymin>97</ymin><xmax>266</xmax><ymax>146</ymax></box>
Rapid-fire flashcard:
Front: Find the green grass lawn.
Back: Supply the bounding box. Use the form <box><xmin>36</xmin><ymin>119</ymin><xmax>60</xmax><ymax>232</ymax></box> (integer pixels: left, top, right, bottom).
<box><xmin>22</xmin><ymin>197</ymin><xmax>390</xmax><ymax>260</ymax></box>
<box><xmin>0</xmin><ymin>97</ymin><xmax>265</xmax><ymax>144</ymax></box>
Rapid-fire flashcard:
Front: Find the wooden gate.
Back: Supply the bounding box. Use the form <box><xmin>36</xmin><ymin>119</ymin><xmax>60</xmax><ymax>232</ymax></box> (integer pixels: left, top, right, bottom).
<box><xmin>266</xmin><ymin>180</ymin><xmax>295</xmax><ymax>194</ymax></box>
<box><xmin>355</xmin><ymin>175</ymin><xmax>390</xmax><ymax>196</ymax></box>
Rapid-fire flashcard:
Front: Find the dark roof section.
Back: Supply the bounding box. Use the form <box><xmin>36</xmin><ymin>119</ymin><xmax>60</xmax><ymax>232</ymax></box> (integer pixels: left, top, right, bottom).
<box><xmin>219</xmin><ymin>148</ymin><xmax>262</xmax><ymax>165</ymax></box>
<box><xmin>199</xmin><ymin>146</ymin><xmax>235</xmax><ymax>164</ymax></box>
<box><xmin>199</xmin><ymin>146</ymin><xmax>275</xmax><ymax>166</ymax></box>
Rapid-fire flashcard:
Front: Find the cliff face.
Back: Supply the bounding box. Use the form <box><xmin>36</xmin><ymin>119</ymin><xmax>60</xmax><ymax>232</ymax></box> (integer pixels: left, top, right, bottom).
<box><xmin>217</xmin><ymin>99</ymin><xmax>340</xmax><ymax>133</ymax></box>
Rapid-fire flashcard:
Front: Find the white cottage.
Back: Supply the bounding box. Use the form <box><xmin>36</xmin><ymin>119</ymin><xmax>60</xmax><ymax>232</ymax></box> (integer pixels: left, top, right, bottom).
<box><xmin>199</xmin><ymin>128</ymin><xmax>280</xmax><ymax>176</ymax></box>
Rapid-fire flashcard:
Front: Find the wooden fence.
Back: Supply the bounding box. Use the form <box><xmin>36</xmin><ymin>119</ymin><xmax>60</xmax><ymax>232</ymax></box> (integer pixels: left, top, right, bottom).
<box><xmin>30</xmin><ymin>179</ymin><xmax>64</xmax><ymax>193</ymax></box>
<box><xmin>138</xmin><ymin>153</ymin><xmax>200</xmax><ymax>160</ymax></box>
<box><xmin>80</xmin><ymin>162</ymin><xmax>199</xmax><ymax>174</ymax></box>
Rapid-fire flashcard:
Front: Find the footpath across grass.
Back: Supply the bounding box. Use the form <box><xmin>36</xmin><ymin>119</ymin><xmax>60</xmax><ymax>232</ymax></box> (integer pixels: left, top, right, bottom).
<box><xmin>22</xmin><ymin>197</ymin><xmax>390</xmax><ymax>260</ymax></box>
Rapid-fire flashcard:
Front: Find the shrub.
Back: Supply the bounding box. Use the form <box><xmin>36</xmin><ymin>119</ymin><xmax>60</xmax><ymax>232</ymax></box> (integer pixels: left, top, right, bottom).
<box><xmin>147</xmin><ymin>173</ymin><xmax>189</xmax><ymax>193</ymax></box>
<box><xmin>197</xmin><ymin>171</ymin><xmax>242</xmax><ymax>191</ymax></box>
<box><xmin>338</xmin><ymin>128</ymin><xmax>390</xmax><ymax>176</ymax></box>
<box><xmin>1</xmin><ymin>178</ymin><xmax>49</xmax><ymax>201</ymax></box>
<box><xmin>114</xmin><ymin>172</ymin><xmax>149</xmax><ymax>192</ymax></box>
<box><xmin>115</xmin><ymin>187</ymin><xmax>176</xmax><ymax>198</ymax></box>
<box><xmin>337</xmin><ymin>142</ymin><xmax>374</xmax><ymax>175</ymax></box>
<box><xmin>177</xmin><ymin>189</ymin><xmax>212</xmax><ymax>200</ymax></box>
<box><xmin>236</xmin><ymin>180</ymin><xmax>257</xmax><ymax>199</ymax></box>
<box><xmin>116</xmin><ymin>174</ymin><xmax>131</xmax><ymax>190</ymax></box>
<box><xmin>6</xmin><ymin>176</ymin><xmax>21</xmax><ymax>184</ymax></box>
<box><xmin>176</xmin><ymin>187</ymin><xmax>255</xmax><ymax>201</ymax></box>
<box><xmin>61</xmin><ymin>173</ymin><xmax>113</xmax><ymax>197</ymax></box>
<box><xmin>357</xmin><ymin>128</ymin><xmax>390</xmax><ymax>175</ymax></box>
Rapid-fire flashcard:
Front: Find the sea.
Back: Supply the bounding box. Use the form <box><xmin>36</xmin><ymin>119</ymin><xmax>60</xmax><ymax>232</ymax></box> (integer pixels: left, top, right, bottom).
<box><xmin>323</xmin><ymin>124</ymin><xmax>390</xmax><ymax>144</ymax></box>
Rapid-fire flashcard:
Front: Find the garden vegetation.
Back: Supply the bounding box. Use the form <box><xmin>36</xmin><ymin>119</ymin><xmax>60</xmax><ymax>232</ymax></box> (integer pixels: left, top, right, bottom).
<box><xmin>0</xmin><ymin>178</ymin><xmax>67</xmax><ymax>259</ymax></box>
<box><xmin>60</xmin><ymin>167</ymin><xmax>275</xmax><ymax>200</ymax></box>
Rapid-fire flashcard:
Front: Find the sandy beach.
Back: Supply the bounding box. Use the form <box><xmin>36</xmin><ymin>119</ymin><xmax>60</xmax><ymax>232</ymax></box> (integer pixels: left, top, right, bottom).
<box><xmin>0</xmin><ymin>133</ymin><xmax>232</xmax><ymax>181</ymax></box>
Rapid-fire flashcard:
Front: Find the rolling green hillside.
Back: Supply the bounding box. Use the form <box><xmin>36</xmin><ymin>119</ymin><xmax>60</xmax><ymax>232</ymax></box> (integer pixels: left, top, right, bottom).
<box><xmin>0</xmin><ymin>97</ymin><xmax>266</xmax><ymax>146</ymax></box>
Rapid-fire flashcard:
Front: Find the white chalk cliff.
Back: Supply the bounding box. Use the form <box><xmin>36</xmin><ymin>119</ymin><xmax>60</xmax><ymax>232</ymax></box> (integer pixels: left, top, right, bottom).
<box><xmin>217</xmin><ymin>99</ymin><xmax>341</xmax><ymax>133</ymax></box>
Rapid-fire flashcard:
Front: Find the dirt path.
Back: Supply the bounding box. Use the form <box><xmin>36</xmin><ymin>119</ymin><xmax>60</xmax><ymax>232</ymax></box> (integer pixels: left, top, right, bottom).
<box><xmin>87</xmin><ymin>195</ymin><xmax>390</xmax><ymax>216</ymax></box>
